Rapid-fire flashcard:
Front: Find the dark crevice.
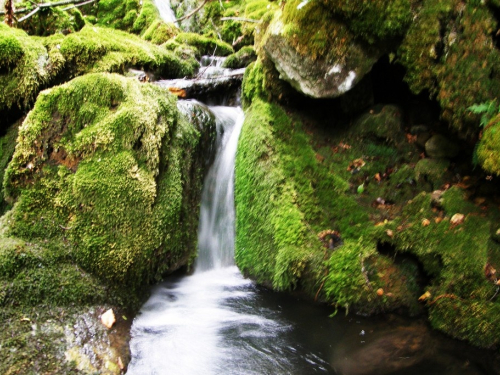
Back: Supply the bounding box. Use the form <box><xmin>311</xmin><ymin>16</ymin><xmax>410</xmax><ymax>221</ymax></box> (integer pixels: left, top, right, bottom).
<box><xmin>488</xmin><ymin>3</ymin><xmax>500</xmax><ymax>49</ymax></box>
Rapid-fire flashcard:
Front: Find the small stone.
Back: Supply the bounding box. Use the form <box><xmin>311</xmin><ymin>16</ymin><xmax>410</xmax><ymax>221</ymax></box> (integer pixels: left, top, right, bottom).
<box><xmin>422</xmin><ymin>218</ymin><xmax>430</xmax><ymax>227</ymax></box>
<box><xmin>376</xmin><ymin>288</ymin><xmax>384</xmax><ymax>296</ymax></box>
<box><xmin>450</xmin><ymin>213</ymin><xmax>465</xmax><ymax>225</ymax></box>
<box><xmin>101</xmin><ymin>309</ymin><xmax>116</xmax><ymax>329</ymax></box>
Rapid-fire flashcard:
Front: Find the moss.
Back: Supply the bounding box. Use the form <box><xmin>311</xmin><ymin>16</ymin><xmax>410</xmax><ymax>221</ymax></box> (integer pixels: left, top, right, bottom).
<box><xmin>132</xmin><ymin>0</ymin><xmax>161</xmax><ymax>35</ymax></box>
<box><xmin>142</xmin><ymin>20</ymin><xmax>179</xmax><ymax>45</ymax></box>
<box><xmin>414</xmin><ymin>158</ymin><xmax>450</xmax><ymax>190</ymax></box>
<box><xmin>321</xmin><ymin>0</ymin><xmax>414</xmax><ymax>44</ymax></box>
<box><xmin>174</xmin><ymin>32</ymin><xmax>234</xmax><ymax>58</ymax></box>
<box><xmin>398</xmin><ymin>0</ymin><xmax>500</xmax><ymax>139</ymax></box>
<box><xmin>44</xmin><ymin>25</ymin><xmax>196</xmax><ymax>79</ymax></box>
<box><xmin>0</xmin><ymin>23</ymin><xmax>62</xmax><ymax>113</ymax></box>
<box><xmin>4</xmin><ymin>73</ymin><xmax>214</xmax><ymax>290</ymax></box>
<box><xmin>18</xmin><ymin>7</ymin><xmax>81</xmax><ymax>36</ymax></box>
<box><xmin>97</xmin><ymin>0</ymin><xmax>141</xmax><ymax>31</ymax></box>
<box><xmin>0</xmin><ymin>121</ymin><xmax>20</xmax><ymax>214</ymax></box>
<box><xmin>222</xmin><ymin>46</ymin><xmax>256</xmax><ymax>69</ymax></box>
<box><xmin>477</xmin><ymin>113</ymin><xmax>500</xmax><ymax>175</ymax></box>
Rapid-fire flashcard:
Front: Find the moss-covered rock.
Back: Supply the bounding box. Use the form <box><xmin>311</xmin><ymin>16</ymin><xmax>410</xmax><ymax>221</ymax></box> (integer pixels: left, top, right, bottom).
<box><xmin>257</xmin><ymin>1</ymin><xmax>383</xmax><ymax>98</ymax></box>
<box><xmin>0</xmin><ymin>120</ymin><xmax>20</xmax><ymax>214</ymax></box>
<box><xmin>477</xmin><ymin>113</ymin><xmax>500</xmax><ymax>175</ymax></box>
<box><xmin>3</xmin><ymin>73</ymin><xmax>215</xmax><ymax>290</ymax></box>
<box><xmin>142</xmin><ymin>19</ymin><xmax>179</xmax><ymax>45</ymax></box>
<box><xmin>0</xmin><ymin>24</ymin><xmax>196</xmax><ymax>119</ymax></box>
<box><xmin>235</xmin><ymin>99</ymin><xmax>421</xmax><ymax>314</ymax></box>
<box><xmin>173</xmin><ymin>32</ymin><xmax>234</xmax><ymax>58</ymax></box>
<box><xmin>222</xmin><ymin>46</ymin><xmax>256</xmax><ymax>69</ymax></box>
<box><xmin>398</xmin><ymin>0</ymin><xmax>500</xmax><ymax>138</ymax></box>
<box><xmin>18</xmin><ymin>7</ymin><xmax>86</xmax><ymax>36</ymax></box>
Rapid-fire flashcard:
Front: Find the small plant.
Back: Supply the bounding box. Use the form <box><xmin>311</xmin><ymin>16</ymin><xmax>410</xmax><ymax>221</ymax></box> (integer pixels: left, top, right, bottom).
<box><xmin>468</xmin><ymin>99</ymin><xmax>500</xmax><ymax>128</ymax></box>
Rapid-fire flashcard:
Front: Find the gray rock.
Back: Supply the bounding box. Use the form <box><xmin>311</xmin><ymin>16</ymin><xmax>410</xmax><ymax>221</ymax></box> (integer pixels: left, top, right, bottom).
<box><xmin>262</xmin><ymin>15</ymin><xmax>382</xmax><ymax>98</ymax></box>
<box><xmin>425</xmin><ymin>134</ymin><xmax>459</xmax><ymax>159</ymax></box>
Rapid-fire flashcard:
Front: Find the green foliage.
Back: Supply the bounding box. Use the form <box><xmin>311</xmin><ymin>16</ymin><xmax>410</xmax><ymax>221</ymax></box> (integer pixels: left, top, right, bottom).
<box><xmin>477</xmin><ymin>112</ymin><xmax>500</xmax><ymax>175</ymax></box>
<box><xmin>4</xmin><ymin>73</ymin><xmax>213</xmax><ymax>290</ymax></box>
<box><xmin>18</xmin><ymin>7</ymin><xmax>81</xmax><ymax>36</ymax></box>
<box><xmin>468</xmin><ymin>100</ymin><xmax>500</xmax><ymax>127</ymax></box>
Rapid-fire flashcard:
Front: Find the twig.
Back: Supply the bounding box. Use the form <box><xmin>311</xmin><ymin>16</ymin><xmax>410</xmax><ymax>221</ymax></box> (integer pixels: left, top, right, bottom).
<box><xmin>220</xmin><ymin>17</ymin><xmax>261</xmax><ymax>23</ymax></box>
<box><xmin>490</xmin><ymin>286</ymin><xmax>499</xmax><ymax>301</ymax></box>
<box><xmin>59</xmin><ymin>224</ymin><xmax>73</xmax><ymax>230</ymax></box>
<box><xmin>428</xmin><ymin>293</ymin><xmax>459</xmax><ymax>306</ymax></box>
<box><xmin>176</xmin><ymin>0</ymin><xmax>210</xmax><ymax>22</ymax></box>
<box><xmin>61</xmin><ymin>0</ymin><xmax>98</xmax><ymax>11</ymax></box>
<box><xmin>18</xmin><ymin>6</ymin><xmax>39</xmax><ymax>22</ymax></box>
<box><xmin>1</xmin><ymin>0</ymin><xmax>89</xmax><ymax>14</ymax></box>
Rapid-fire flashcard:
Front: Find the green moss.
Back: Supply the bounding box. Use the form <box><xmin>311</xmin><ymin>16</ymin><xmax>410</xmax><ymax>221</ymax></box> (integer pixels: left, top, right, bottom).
<box><xmin>97</xmin><ymin>0</ymin><xmax>141</xmax><ymax>31</ymax></box>
<box><xmin>398</xmin><ymin>0</ymin><xmax>500</xmax><ymax>138</ymax></box>
<box><xmin>174</xmin><ymin>32</ymin><xmax>234</xmax><ymax>58</ymax></box>
<box><xmin>132</xmin><ymin>0</ymin><xmax>161</xmax><ymax>35</ymax></box>
<box><xmin>477</xmin><ymin>113</ymin><xmax>500</xmax><ymax>175</ymax></box>
<box><xmin>19</xmin><ymin>7</ymin><xmax>81</xmax><ymax>36</ymax></box>
<box><xmin>0</xmin><ymin>121</ymin><xmax>20</xmax><ymax>214</ymax></box>
<box><xmin>142</xmin><ymin>20</ymin><xmax>178</xmax><ymax>45</ymax></box>
<box><xmin>321</xmin><ymin>0</ymin><xmax>414</xmax><ymax>44</ymax></box>
<box><xmin>222</xmin><ymin>46</ymin><xmax>256</xmax><ymax>69</ymax></box>
<box><xmin>4</xmin><ymin>73</ymin><xmax>213</xmax><ymax>290</ymax></box>
<box><xmin>0</xmin><ymin>24</ymin><xmax>62</xmax><ymax>112</ymax></box>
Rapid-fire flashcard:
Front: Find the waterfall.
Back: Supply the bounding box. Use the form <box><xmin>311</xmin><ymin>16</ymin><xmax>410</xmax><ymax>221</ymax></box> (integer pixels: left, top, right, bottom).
<box><xmin>127</xmin><ymin>103</ymin><xmax>333</xmax><ymax>375</ymax></box>
<box><xmin>154</xmin><ymin>0</ymin><xmax>177</xmax><ymax>24</ymax></box>
<box><xmin>195</xmin><ymin>106</ymin><xmax>243</xmax><ymax>271</ymax></box>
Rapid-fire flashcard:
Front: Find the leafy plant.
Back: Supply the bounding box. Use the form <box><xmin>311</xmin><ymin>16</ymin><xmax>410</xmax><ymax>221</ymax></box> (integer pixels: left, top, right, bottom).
<box><xmin>468</xmin><ymin>99</ymin><xmax>500</xmax><ymax>128</ymax></box>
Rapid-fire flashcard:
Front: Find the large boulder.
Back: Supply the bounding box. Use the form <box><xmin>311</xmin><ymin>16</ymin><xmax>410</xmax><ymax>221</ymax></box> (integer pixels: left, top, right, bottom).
<box><xmin>260</xmin><ymin>3</ymin><xmax>383</xmax><ymax>98</ymax></box>
<box><xmin>3</xmin><ymin>73</ymin><xmax>216</xmax><ymax>288</ymax></box>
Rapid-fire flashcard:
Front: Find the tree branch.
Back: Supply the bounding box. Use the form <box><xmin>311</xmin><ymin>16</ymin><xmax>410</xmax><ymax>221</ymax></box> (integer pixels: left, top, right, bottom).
<box><xmin>176</xmin><ymin>0</ymin><xmax>209</xmax><ymax>22</ymax></box>
<box><xmin>17</xmin><ymin>6</ymin><xmax>40</xmax><ymax>22</ymax></box>
<box><xmin>220</xmin><ymin>17</ymin><xmax>261</xmax><ymax>23</ymax></box>
<box><xmin>62</xmin><ymin>0</ymin><xmax>98</xmax><ymax>11</ymax></box>
<box><xmin>1</xmin><ymin>0</ymin><xmax>90</xmax><ymax>15</ymax></box>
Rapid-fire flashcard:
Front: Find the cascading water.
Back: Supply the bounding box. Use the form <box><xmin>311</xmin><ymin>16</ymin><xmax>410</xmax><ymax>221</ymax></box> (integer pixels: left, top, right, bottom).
<box><xmin>126</xmin><ymin>104</ymin><xmax>332</xmax><ymax>375</ymax></box>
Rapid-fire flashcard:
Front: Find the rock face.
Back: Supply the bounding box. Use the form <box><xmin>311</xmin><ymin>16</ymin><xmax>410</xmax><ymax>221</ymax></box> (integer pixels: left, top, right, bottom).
<box><xmin>260</xmin><ymin>4</ymin><xmax>382</xmax><ymax>99</ymax></box>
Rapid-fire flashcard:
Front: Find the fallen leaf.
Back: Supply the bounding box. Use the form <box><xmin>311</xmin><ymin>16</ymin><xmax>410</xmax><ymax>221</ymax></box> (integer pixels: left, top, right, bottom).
<box><xmin>419</xmin><ymin>291</ymin><xmax>432</xmax><ymax>301</ymax></box>
<box><xmin>386</xmin><ymin>229</ymin><xmax>394</xmax><ymax>237</ymax></box>
<box><xmin>101</xmin><ymin>309</ymin><xmax>116</xmax><ymax>329</ymax></box>
<box><xmin>377</xmin><ymin>288</ymin><xmax>384</xmax><ymax>296</ymax></box>
<box><xmin>450</xmin><ymin>213</ymin><xmax>465</xmax><ymax>225</ymax></box>
<box><xmin>422</xmin><ymin>218</ymin><xmax>430</xmax><ymax>227</ymax></box>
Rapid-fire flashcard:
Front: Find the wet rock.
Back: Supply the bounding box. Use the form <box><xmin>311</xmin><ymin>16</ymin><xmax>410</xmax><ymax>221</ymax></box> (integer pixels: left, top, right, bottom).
<box><xmin>332</xmin><ymin>325</ymin><xmax>433</xmax><ymax>375</ymax></box>
<box><xmin>425</xmin><ymin>134</ymin><xmax>459</xmax><ymax>159</ymax></box>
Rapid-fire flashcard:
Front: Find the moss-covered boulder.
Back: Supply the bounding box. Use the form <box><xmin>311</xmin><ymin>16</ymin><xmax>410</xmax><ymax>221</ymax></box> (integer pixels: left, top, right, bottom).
<box><xmin>0</xmin><ymin>24</ymin><xmax>196</xmax><ymax>120</ymax></box>
<box><xmin>258</xmin><ymin>2</ymin><xmax>383</xmax><ymax>98</ymax></box>
<box><xmin>222</xmin><ymin>46</ymin><xmax>257</xmax><ymax>69</ymax></box>
<box><xmin>235</xmin><ymin>98</ymin><xmax>421</xmax><ymax>315</ymax></box>
<box><xmin>398</xmin><ymin>0</ymin><xmax>500</xmax><ymax>138</ymax></box>
<box><xmin>477</xmin><ymin>113</ymin><xmax>500</xmax><ymax>175</ymax></box>
<box><xmin>3</xmin><ymin>73</ymin><xmax>216</xmax><ymax>289</ymax></box>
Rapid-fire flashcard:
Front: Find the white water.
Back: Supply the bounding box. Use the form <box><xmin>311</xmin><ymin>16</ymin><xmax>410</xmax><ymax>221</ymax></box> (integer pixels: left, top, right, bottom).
<box><xmin>154</xmin><ymin>0</ymin><xmax>177</xmax><ymax>24</ymax></box>
<box><xmin>127</xmin><ymin>106</ymin><xmax>326</xmax><ymax>374</ymax></box>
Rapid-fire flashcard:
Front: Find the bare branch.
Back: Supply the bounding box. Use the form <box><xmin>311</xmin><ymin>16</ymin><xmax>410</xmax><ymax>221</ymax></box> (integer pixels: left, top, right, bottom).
<box><xmin>17</xmin><ymin>6</ymin><xmax>40</xmax><ymax>22</ymax></box>
<box><xmin>220</xmin><ymin>17</ymin><xmax>261</xmax><ymax>23</ymax></box>
<box><xmin>1</xmin><ymin>0</ymin><xmax>90</xmax><ymax>15</ymax></box>
<box><xmin>176</xmin><ymin>0</ymin><xmax>209</xmax><ymax>22</ymax></box>
<box><xmin>62</xmin><ymin>0</ymin><xmax>98</xmax><ymax>11</ymax></box>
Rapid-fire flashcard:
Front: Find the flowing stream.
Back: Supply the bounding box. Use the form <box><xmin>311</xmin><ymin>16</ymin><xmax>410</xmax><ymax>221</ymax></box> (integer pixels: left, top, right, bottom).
<box><xmin>126</xmin><ymin>103</ymin><xmax>495</xmax><ymax>375</ymax></box>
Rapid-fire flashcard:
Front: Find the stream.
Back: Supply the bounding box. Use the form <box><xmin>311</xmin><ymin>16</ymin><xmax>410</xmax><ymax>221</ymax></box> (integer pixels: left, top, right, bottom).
<box><xmin>126</xmin><ymin>101</ymin><xmax>496</xmax><ymax>375</ymax></box>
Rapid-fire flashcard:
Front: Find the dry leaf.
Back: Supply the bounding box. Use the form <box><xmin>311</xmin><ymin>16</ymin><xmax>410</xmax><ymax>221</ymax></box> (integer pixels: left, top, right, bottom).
<box><xmin>419</xmin><ymin>291</ymin><xmax>432</xmax><ymax>301</ymax></box>
<box><xmin>450</xmin><ymin>213</ymin><xmax>465</xmax><ymax>225</ymax></box>
<box><xmin>422</xmin><ymin>218</ymin><xmax>430</xmax><ymax>227</ymax></box>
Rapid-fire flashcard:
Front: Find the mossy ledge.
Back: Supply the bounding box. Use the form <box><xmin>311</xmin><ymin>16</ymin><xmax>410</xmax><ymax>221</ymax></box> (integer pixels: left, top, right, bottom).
<box><xmin>3</xmin><ymin>73</ymin><xmax>215</xmax><ymax>291</ymax></box>
<box><xmin>235</xmin><ymin>96</ymin><xmax>500</xmax><ymax>348</ymax></box>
